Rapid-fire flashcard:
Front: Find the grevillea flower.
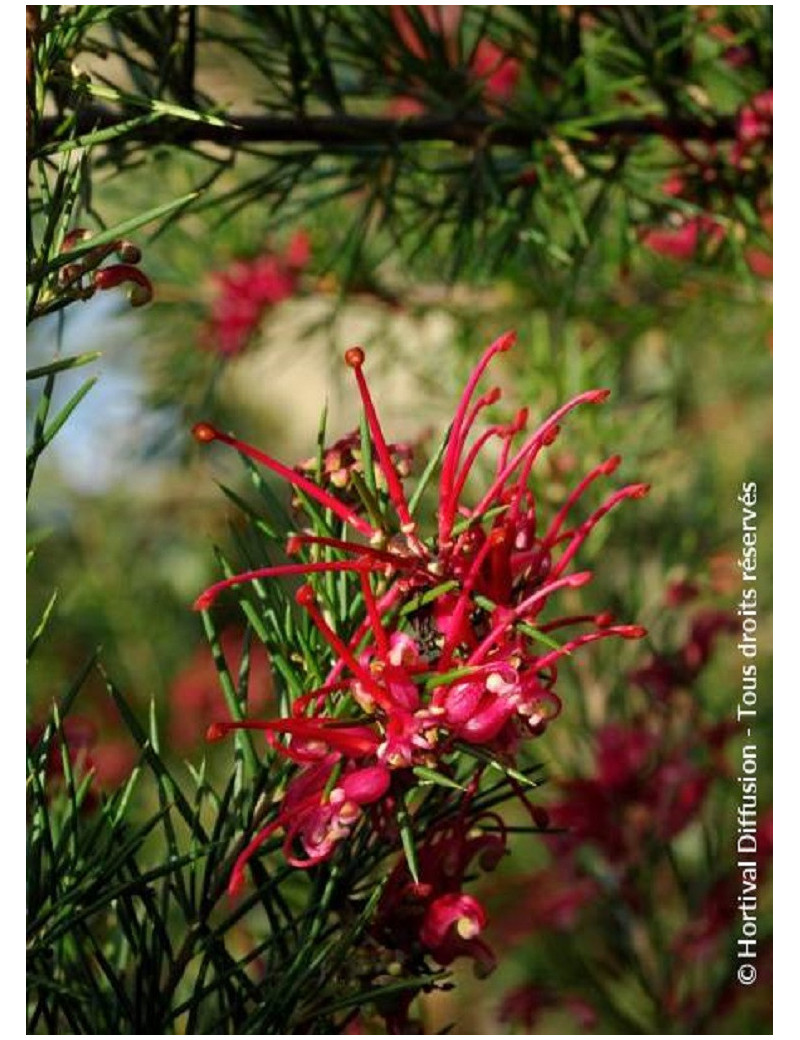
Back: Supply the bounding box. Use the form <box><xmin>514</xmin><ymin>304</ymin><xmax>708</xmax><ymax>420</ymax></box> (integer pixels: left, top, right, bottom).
<box><xmin>640</xmin><ymin>88</ymin><xmax>772</xmax><ymax>268</ymax></box>
<box><xmin>202</xmin><ymin>231</ymin><xmax>310</xmax><ymax>357</ymax></box>
<box><xmin>732</xmin><ymin>89</ymin><xmax>773</xmax><ymax>166</ymax></box>
<box><xmin>193</xmin><ymin>331</ymin><xmax>647</xmax><ymax>958</ymax></box>
<box><xmin>640</xmin><ymin>214</ymin><xmax>726</xmax><ymax>261</ymax></box>
<box><xmin>631</xmin><ymin>607</ymin><xmax>738</xmax><ymax>703</ymax></box>
<box><xmin>546</xmin><ymin>721</ymin><xmax>716</xmax><ymax>862</ymax></box>
<box><xmin>216</xmin><ymin>753</ymin><xmax>391</xmax><ymax>893</ymax></box>
<box><xmin>373</xmin><ymin>812</ymin><xmax>506</xmax><ymax>974</ymax></box>
<box><xmin>490</xmin><ymin>577</ymin><xmax>766</xmax><ymax>1033</ymax></box>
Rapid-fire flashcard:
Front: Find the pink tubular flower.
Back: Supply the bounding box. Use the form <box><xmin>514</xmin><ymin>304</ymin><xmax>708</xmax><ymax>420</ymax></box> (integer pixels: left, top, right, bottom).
<box><xmin>226</xmin><ymin>754</ymin><xmax>391</xmax><ymax>894</ymax></box>
<box><xmin>733</xmin><ymin>89</ymin><xmax>773</xmax><ymax>161</ymax></box>
<box><xmin>470</xmin><ymin>38</ymin><xmax>520</xmax><ymax>102</ymax></box>
<box><xmin>374</xmin><ymin>813</ymin><xmax>505</xmax><ymax>974</ymax></box>
<box><xmin>93</xmin><ymin>263</ymin><xmax>153</xmax><ymax>307</ymax></box>
<box><xmin>631</xmin><ymin>607</ymin><xmax>738</xmax><ymax>703</ymax></box>
<box><xmin>203</xmin><ymin>231</ymin><xmax>311</xmax><ymax>357</ymax></box>
<box><xmin>420</xmin><ymin>892</ymin><xmax>487</xmax><ymax>956</ymax></box>
<box><xmin>546</xmin><ymin>722</ymin><xmax>714</xmax><ymax>863</ymax></box>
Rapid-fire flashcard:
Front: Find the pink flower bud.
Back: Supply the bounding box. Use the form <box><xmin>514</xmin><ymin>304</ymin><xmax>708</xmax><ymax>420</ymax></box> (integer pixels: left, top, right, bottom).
<box><xmin>340</xmin><ymin>765</ymin><xmax>391</xmax><ymax>805</ymax></box>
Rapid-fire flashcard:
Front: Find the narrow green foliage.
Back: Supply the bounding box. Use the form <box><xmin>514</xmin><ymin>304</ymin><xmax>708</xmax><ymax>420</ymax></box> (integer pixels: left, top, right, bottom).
<box><xmin>27</xmin><ymin>350</ymin><xmax>102</xmax><ymax>381</ymax></box>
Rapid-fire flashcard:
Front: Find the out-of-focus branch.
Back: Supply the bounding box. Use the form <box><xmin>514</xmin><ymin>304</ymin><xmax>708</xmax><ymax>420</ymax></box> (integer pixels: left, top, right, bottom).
<box><xmin>38</xmin><ymin>105</ymin><xmax>738</xmax><ymax>151</ymax></box>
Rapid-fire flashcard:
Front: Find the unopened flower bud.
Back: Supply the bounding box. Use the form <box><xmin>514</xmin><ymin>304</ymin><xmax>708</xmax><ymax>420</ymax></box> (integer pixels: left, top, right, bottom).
<box><xmin>116</xmin><ymin>240</ymin><xmax>142</xmax><ymax>264</ymax></box>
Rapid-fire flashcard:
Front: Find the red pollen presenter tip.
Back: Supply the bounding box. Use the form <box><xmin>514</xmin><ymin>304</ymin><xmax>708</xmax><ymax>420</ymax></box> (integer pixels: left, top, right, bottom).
<box><xmin>344</xmin><ymin>347</ymin><xmax>365</xmax><ymax>369</ymax></box>
<box><xmin>601</xmin><ymin>455</ymin><xmax>622</xmax><ymax>475</ymax></box>
<box><xmin>295</xmin><ymin>584</ymin><xmax>317</xmax><ymax>608</ymax></box>
<box><xmin>495</xmin><ymin>330</ymin><xmax>517</xmax><ymax>353</ymax></box>
<box><xmin>192</xmin><ymin>422</ymin><xmax>219</xmax><ymax>444</ymax></box>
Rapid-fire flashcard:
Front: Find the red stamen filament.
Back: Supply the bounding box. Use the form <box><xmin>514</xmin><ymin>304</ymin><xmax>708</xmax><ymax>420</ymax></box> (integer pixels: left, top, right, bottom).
<box><xmin>449</xmin><ymin>387</ymin><xmax>504</xmax><ymax>492</ymax></box>
<box><xmin>536</xmin><ymin>613</ymin><xmax>613</xmax><ymax>633</ymax></box>
<box><xmin>440</xmin><ymin>530</ymin><xmax>508</xmax><ymax>666</ymax></box>
<box><xmin>533</xmin><ymin>625</ymin><xmax>647</xmax><ymax>672</ymax></box>
<box><xmin>286</xmin><ymin>533</ymin><xmax>420</xmax><ymax>573</ymax></box>
<box><xmin>473</xmin><ymin>390</ymin><xmax>610</xmax><ymax>518</ymax></box>
<box><xmin>296</xmin><ymin>586</ymin><xmax>393</xmax><ymax>709</ymax></box>
<box><xmin>345</xmin><ymin>349</ymin><xmax>420</xmax><ymax>542</ymax></box>
<box><xmin>541</xmin><ymin>455</ymin><xmax>622</xmax><ymax>548</ymax></box>
<box><xmin>206</xmin><ymin>718</ymin><xmax>379</xmax><ymax>757</ymax></box>
<box><xmin>439</xmin><ymin>331</ymin><xmax>516</xmax><ymax>546</ymax></box>
<box><xmin>460</xmin><ymin>387</ymin><xmax>502</xmax><ymax>451</ymax></box>
<box><xmin>450</xmin><ymin>422</ymin><xmax>512</xmax><ymax>513</ymax></box>
<box><xmin>496</xmin><ymin>408</ymin><xmax>529</xmax><ymax>479</ymax></box>
<box><xmin>325</xmin><ymin>583</ymin><xmax>407</xmax><ymax>685</ymax></box>
<box><xmin>549</xmin><ymin>484</ymin><xmax>650</xmax><ymax>579</ymax></box>
<box><xmin>229</xmin><ymin>819</ymin><xmax>283</xmax><ymax>896</ymax></box>
<box><xmin>192</xmin><ymin>423</ymin><xmax>376</xmax><ymax>538</ymax></box>
<box><xmin>194</xmin><ymin>559</ymin><xmax>371</xmax><ymax>611</ymax></box>
<box><xmin>469</xmin><ymin>571</ymin><xmax>593</xmax><ymax>664</ymax></box>
<box><xmin>291</xmin><ymin>680</ymin><xmax>351</xmax><ymax>717</ymax></box>
<box><xmin>359</xmin><ymin>570</ymin><xmax>390</xmax><ymax>658</ymax></box>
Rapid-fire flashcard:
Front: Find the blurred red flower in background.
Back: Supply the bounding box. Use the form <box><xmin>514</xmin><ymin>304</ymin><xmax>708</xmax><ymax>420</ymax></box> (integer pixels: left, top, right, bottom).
<box><xmin>640</xmin><ymin>215</ymin><xmax>726</xmax><ymax>262</ymax></box>
<box><xmin>499</xmin><ymin>984</ymin><xmax>597</xmax><ymax>1033</ymax></box>
<box><xmin>388</xmin><ymin>6</ymin><xmax>519</xmax><ymax>115</ymax></box>
<box><xmin>490</xmin><ymin>581</ymin><xmax>771</xmax><ymax>1032</ymax></box>
<box><xmin>641</xmin><ymin>88</ymin><xmax>772</xmax><ymax>274</ymax></box>
<box><xmin>26</xmin><ymin>715</ymin><xmax>137</xmax><ymax>809</ymax></box>
<box><xmin>168</xmin><ymin>628</ymin><xmax>273</xmax><ymax>754</ymax></box>
<box><xmin>202</xmin><ymin>232</ymin><xmax>311</xmax><ymax>357</ymax></box>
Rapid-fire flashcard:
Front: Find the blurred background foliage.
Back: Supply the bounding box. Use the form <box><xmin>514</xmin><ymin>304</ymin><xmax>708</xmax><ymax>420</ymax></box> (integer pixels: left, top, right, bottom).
<box><xmin>27</xmin><ymin>5</ymin><xmax>771</xmax><ymax>1033</ymax></box>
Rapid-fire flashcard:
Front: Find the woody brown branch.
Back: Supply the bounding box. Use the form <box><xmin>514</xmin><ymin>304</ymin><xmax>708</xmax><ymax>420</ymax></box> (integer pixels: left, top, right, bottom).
<box><xmin>38</xmin><ymin>105</ymin><xmax>738</xmax><ymax>151</ymax></box>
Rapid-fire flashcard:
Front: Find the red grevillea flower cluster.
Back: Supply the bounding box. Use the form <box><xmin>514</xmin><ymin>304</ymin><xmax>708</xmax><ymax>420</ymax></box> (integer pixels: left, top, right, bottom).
<box><xmin>192</xmin><ymin>330</ymin><xmax>647</xmax><ymax>969</ymax></box>
<box><xmin>202</xmin><ymin>231</ymin><xmax>311</xmax><ymax>357</ymax></box>
<box><xmin>489</xmin><ymin>584</ymin><xmax>770</xmax><ymax>1030</ymax></box>
<box><xmin>640</xmin><ymin>89</ymin><xmax>772</xmax><ymax>273</ymax></box>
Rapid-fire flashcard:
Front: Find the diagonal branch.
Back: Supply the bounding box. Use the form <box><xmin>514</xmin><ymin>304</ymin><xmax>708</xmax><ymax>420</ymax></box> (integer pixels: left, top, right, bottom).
<box><xmin>37</xmin><ymin>105</ymin><xmax>738</xmax><ymax>152</ymax></box>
